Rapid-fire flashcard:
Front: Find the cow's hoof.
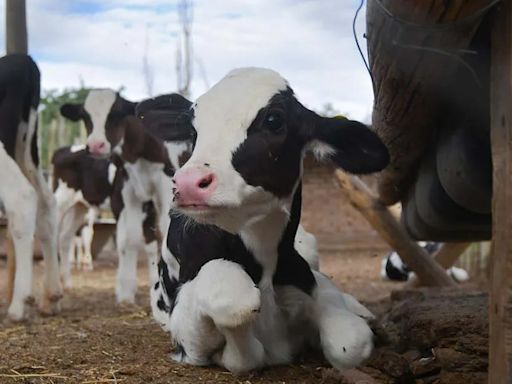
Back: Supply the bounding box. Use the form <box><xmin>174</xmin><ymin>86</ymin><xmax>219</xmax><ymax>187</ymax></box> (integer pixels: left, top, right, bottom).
<box><xmin>7</xmin><ymin>302</ymin><xmax>28</xmax><ymax>323</ymax></box>
<box><xmin>320</xmin><ymin>310</ymin><xmax>374</xmax><ymax>372</ymax></box>
<box><xmin>39</xmin><ymin>301</ymin><xmax>61</xmax><ymax>316</ymax></box>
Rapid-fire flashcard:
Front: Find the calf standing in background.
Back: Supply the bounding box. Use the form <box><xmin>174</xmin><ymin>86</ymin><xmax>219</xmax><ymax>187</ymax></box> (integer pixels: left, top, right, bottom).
<box><xmin>0</xmin><ymin>54</ymin><xmax>62</xmax><ymax>320</ymax></box>
<box><xmin>60</xmin><ymin>91</ymin><xmax>191</xmax><ymax>303</ymax></box>
<box><xmin>152</xmin><ymin>68</ymin><xmax>389</xmax><ymax>373</ymax></box>
<box><xmin>52</xmin><ymin>145</ymin><xmax>116</xmax><ymax>288</ymax></box>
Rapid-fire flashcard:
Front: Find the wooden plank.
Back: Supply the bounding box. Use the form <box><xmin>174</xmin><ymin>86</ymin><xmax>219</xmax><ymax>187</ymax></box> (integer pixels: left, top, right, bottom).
<box><xmin>406</xmin><ymin>242</ymin><xmax>471</xmax><ymax>287</ymax></box>
<box><xmin>334</xmin><ymin>170</ymin><xmax>455</xmax><ymax>287</ymax></box>
<box><xmin>489</xmin><ymin>1</ymin><xmax>512</xmax><ymax>383</ymax></box>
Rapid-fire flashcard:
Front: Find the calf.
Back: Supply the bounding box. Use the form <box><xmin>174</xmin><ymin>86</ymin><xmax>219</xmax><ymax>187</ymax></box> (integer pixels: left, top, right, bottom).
<box><xmin>60</xmin><ymin>91</ymin><xmax>190</xmax><ymax>302</ymax></box>
<box><xmin>52</xmin><ymin>143</ymin><xmax>162</xmax><ymax>294</ymax></box>
<box><xmin>52</xmin><ymin>145</ymin><xmax>115</xmax><ymax>287</ymax></box>
<box><xmin>0</xmin><ymin>54</ymin><xmax>62</xmax><ymax>320</ymax></box>
<box><xmin>152</xmin><ymin>68</ymin><xmax>389</xmax><ymax>373</ymax></box>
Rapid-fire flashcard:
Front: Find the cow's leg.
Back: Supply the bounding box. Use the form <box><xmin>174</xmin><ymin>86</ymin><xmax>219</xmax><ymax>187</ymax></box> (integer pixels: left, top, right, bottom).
<box><xmin>144</xmin><ymin>240</ymin><xmax>159</xmax><ymax>288</ymax></box>
<box><xmin>0</xmin><ymin>145</ymin><xmax>37</xmax><ymax>321</ymax></box>
<box><xmin>168</xmin><ymin>259</ymin><xmax>264</xmax><ymax>373</ymax></box>
<box><xmin>310</xmin><ymin>271</ymin><xmax>374</xmax><ymax>371</ymax></box>
<box><xmin>80</xmin><ymin>207</ymin><xmax>97</xmax><ymax>271</ymax></box>
<box><xmin>58</xmin><ymin>204</ymin><xmax>87</xmax><ymax>289</ymax></box>
<box><xmin>115</xmin><ymin>205</ymin><xmax>144</xmax><ymax>304</ymax></box>
<box><xmin>196</xmin><ymin>260</ymin><xmax>265</xmax><ymax>373</ymax></box>
<box><xmin>32</xmin><ymin>170</ymin><xmax>63</xmax><ymax>315</ymax></box>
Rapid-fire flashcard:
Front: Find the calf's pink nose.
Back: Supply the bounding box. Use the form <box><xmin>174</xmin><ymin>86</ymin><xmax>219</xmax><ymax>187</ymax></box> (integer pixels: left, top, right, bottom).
<box><xmin>173</xmin><ymin>168</ymin><xmax>216</xmax><ymax>206</ymax></box>
<box><xmin>88</xmin><ymin>140</ymin><xmax>107</xmax><ymax>155</ymax></box>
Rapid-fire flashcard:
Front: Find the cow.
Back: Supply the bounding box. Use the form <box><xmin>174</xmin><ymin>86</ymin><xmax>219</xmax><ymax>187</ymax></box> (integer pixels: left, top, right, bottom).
<box><xmin>381</xmin><ymin>242</ymin><xmax>470</xmax><ymax>283</ymax></box>
<box><xmin>0</xmin><ymin>54</ymin><xmax>62</xmax><ymax>320</ymax></box>
<box><xmin>52</xmin><ymin>142</ymin><xmax>162</xmax><ymax>295</ymax></box>
<box><xmin>52</xmin><ymin>144</ymin><xmax>116</xmax><ymax>288</ymax></box>
<box><xmin>60</xmin><ymin>91</ymin><xmax>190</xmax><ymax>303</ymax></box>
<box><xmin>150</xmin><ymin>68</ymin><xmax>390</xmax><ymax>373</ymax></box>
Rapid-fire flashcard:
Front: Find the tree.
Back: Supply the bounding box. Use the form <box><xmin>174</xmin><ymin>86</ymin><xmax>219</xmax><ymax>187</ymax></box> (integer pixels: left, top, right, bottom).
<box><xmin>142</xmin><ymin>26</ymin><xmax>154</xmax><ymax>97</ymax></box>
<box><xmin>6</xmin><ymin>0</ymin><xmax>27</xmax><ymax>54</ymax></box>
<box><xmin>176</xmin><ymin>0</ymin><xmax>193</xmax><ymax>98</ymax></box>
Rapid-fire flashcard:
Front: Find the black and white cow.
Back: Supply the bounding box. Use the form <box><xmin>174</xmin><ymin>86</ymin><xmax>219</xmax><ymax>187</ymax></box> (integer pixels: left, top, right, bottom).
<box><xmin>60</xmin><ymin>91</ymin><xmax>189</xmax><ymax>303</ymax></box>
<box><xmin>151</xmin><ymin>68</ymin><xmax>389</xmax><ymax>373</ymax></box>
<box><xmin>0</xmin><ymin>54</ymin><xmax>62</xmax><ymax>320</ymax></box>
<box><xmin>381</xmin><ymin>242</ymin><xmax>470</xmax><ymax>283</ymax></box>
<box><xmin>53</xmin><ymin>146</ymin><xmax>160</xmax><ymax>289</ymax></box>
<box><xmin>52</xmin><ymin>145</ymin><xmax>118</xmax><ymax>287</ymax></box>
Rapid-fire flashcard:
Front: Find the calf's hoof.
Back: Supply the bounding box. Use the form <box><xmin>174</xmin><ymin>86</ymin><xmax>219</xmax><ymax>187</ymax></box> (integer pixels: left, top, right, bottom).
<box><xmin>7</xmin><ymin>302</ymin><xmax>28</xmax><ymax>323</ymax></box>
<box><xmin>320</xmin><ymin>310</ymin><xmax>374</xmax><ymax>372</ymax></box>
<box><xmin>39</xmin><ymin>293</ymin><xmax>62</xmax><ymax>316</ymax></box>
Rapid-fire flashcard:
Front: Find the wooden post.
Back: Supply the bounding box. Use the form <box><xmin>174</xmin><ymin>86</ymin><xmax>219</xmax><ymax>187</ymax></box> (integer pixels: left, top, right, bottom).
<box><xmin>406</xmin><ymin>242</ymin><xmax>471</xmax><ymax>287</ymax></box>
<box><xmin>489</xmin><ymin>1</ymin><xmax>512</xmax><ymax>382</ymax></box>
<box><xmin>6</xmin><ymin>0</ymin><xmax>27</xmax><ymax>54</ymax></box>
<box><xmin>334</xmin><ymin>170</ymin><xmax>455</xmax><ymax>287</ymax></box>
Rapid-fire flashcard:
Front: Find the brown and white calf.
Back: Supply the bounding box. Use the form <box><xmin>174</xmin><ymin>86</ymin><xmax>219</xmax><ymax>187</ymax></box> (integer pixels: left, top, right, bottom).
<box><xmin>52</xmin><ymin>145</ymin><xmax>116</xmax><ymax>287</ymax></box>
<box><xmin>60</xmin><ymin>91</ymin><xmax>191</xmax><ymax>303</ymax></box>
<box><xmin>53</xmin><ymin>145</ymin><xmax>163</xmax><ymax>291</ymax></box>
<box><xmin>0</xmin><ymin>54</ymin><xmax>62</xmax><ymax>320</ymax></box>
<box><xmin>151</xmin><ymin>68</ymin><xmax>389</xmax><ymax>373</ymax></box>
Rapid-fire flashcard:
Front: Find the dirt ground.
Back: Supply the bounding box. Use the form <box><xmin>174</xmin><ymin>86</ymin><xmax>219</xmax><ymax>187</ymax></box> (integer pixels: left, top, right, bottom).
<box><xmin>0</xmin><ymin>249</ymin><xmax>401</xmax><ymax>384</ymax></box>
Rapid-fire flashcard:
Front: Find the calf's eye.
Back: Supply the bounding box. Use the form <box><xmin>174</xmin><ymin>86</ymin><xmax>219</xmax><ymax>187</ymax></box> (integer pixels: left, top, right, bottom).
<box><xmin>264</xmin><ymin>112</ymin><xmax>284</xmax><ymax>133</ymax></box>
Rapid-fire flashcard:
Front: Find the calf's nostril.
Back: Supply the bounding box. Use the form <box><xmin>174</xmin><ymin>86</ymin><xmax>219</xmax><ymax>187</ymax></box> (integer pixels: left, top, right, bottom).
<box><xmin>197</xmin><ymin>174</ymin><xmax>214</xmax><ymax>189</ymax></box>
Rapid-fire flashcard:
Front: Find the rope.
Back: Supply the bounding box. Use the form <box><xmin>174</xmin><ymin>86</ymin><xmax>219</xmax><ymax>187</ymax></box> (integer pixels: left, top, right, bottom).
<box><xmin>352</xmin><ymin>0</ymin><xmax>499</xmax><ymax>88</ymax></box>
<box><xmin>352</xmin><ymin>0</ymin><xmax>375</xmax><ymax>88</ymax></box>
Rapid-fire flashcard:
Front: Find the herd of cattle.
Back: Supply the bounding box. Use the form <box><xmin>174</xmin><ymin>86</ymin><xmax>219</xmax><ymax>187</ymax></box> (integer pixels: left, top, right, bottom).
<box><xmin>1</xmin><ymin>52</ymin><xmax>440</xmax><ymax>374</ymax></box>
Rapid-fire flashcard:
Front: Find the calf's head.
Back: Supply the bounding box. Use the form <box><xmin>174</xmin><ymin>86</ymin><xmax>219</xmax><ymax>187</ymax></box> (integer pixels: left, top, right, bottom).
<box><xmin>60</xmin><ymin>89</ymin><xmax>136</xmax><ymax>157</ymax></box>
<box><xmin>172</xmin><ymin>68</ymin><xmax>389</xmax><ymax>232</ymax></box>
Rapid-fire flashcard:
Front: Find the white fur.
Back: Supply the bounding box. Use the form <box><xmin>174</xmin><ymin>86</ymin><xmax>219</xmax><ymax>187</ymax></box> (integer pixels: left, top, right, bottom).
<box><xmin>2</xmin><ymin>109</ymin><xmax>62</xmax><ymax>320</ymax></box>
<box><xmin>164</xmin><ymin>141</ymin><xmax>190</xmax><ymax>170</ymax></box>
<box><xmin>108</xmin><ymin>163</ymin><xmax>117</xmax><ymax>184</ymax></box>
<box><xmin>295</xmin><ymin>225</ymin><xmax>319</xmax><ymax>270</ymax></box>
<box><xmin>55</xmin><ymin>179</ymin><xmax>107</xmax><ymax>288</ymax></box>
<box><xmin>84</xmin><ymin>89</ymin><xmax>116</xmax><ymax>154</ymax></box>
<box><xmin>308</xmin><ymin>140</ymin><xmax>336</xmax><ymax>161</ymax></box>
<box><xmin>115</xmin><ymin>175</ymin><xmax>163</xmax><ymax>304</ymax></box>
<box><xmin>170</xmin><ymin>259</ymin><xmax>264</xmax><ymax>373</ymax></box>
<box><xmin>70</xmin><ymin>144</ymin><xmax>86</xmax><ymax>153</ymax></box>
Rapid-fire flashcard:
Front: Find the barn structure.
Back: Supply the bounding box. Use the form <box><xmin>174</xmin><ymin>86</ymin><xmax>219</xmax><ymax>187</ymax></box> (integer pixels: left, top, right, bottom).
<box><xmin>335</xmin><ymin>1</ymin><xmax>511</xmax><ymax>382</ymax></box>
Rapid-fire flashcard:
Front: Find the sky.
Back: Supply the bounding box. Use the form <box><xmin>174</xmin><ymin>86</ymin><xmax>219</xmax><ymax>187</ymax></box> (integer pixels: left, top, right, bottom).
<box><xmin>4</xmin><ymin>0</ymin><xmax>374</xmax><ymax>122</ymax></box>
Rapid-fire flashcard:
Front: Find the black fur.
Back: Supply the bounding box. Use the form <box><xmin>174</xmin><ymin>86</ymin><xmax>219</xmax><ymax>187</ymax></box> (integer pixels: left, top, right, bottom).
<box><xmin>0</xmin><ymin>54</ymin><xmax>40</xmax><ymax>164</ymax></box>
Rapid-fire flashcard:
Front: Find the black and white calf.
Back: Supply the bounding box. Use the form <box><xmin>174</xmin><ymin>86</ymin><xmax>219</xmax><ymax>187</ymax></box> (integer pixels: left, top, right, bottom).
<box><xmin>0</xmin><ymin>54</ymin><xmax>62</xmax><ymax>320</ymax></box>
<box><xmin>151</xmin><ymin>68</ymin><xmax>389</xmax><ymax>373</ymax></box>
<box><xmin>52</xmin><ymin>145</ymin><xmax>118</xmax><ymax>287</ymax></box>
<box><xmin>60</xmin><ymin>91</ymin><xmax>190</xmax><ymax>303</ymax></box>
<box><xmin>381</xmin><ymin>242</ymin><xmax>470</xmax><ymax>283</ymax></box>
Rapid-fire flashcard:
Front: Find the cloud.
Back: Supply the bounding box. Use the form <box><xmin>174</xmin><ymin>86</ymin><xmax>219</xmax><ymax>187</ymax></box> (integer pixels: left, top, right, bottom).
<box><xmin>18</xmin><ymin>0</ymin><xmax>374</xmax><ymax>121</ymax></box>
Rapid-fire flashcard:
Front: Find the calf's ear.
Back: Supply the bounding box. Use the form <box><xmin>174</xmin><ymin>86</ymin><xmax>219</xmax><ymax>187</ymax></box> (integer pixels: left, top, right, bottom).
<box><xmin>307</xmin><ymin>116</ymin><xmax>389</xmax><ymax>174</ymax></box>
<box><xmin>60</xmin><ymin>103</ymin><xmax>85</xmax><ymax>122</ymax></box>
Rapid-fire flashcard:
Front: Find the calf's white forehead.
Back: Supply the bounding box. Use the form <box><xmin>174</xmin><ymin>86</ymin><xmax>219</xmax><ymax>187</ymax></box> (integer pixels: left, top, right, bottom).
<box><xmin>84</xmin><ymin>89</ymin><xmax>116</xmax><ymax>140</ymax></box>
<box><xmin>192</xmin><ymin>68</ymin><xmax>289</xmax><ymax>158</ymax></box>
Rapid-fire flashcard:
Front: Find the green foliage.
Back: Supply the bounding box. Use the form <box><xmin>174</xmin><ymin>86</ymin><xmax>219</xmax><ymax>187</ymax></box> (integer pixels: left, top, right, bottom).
<box><xmin>38</xmin><ymin>85</ymin><xmax>90</xmax><ymax>169</ymax></box>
